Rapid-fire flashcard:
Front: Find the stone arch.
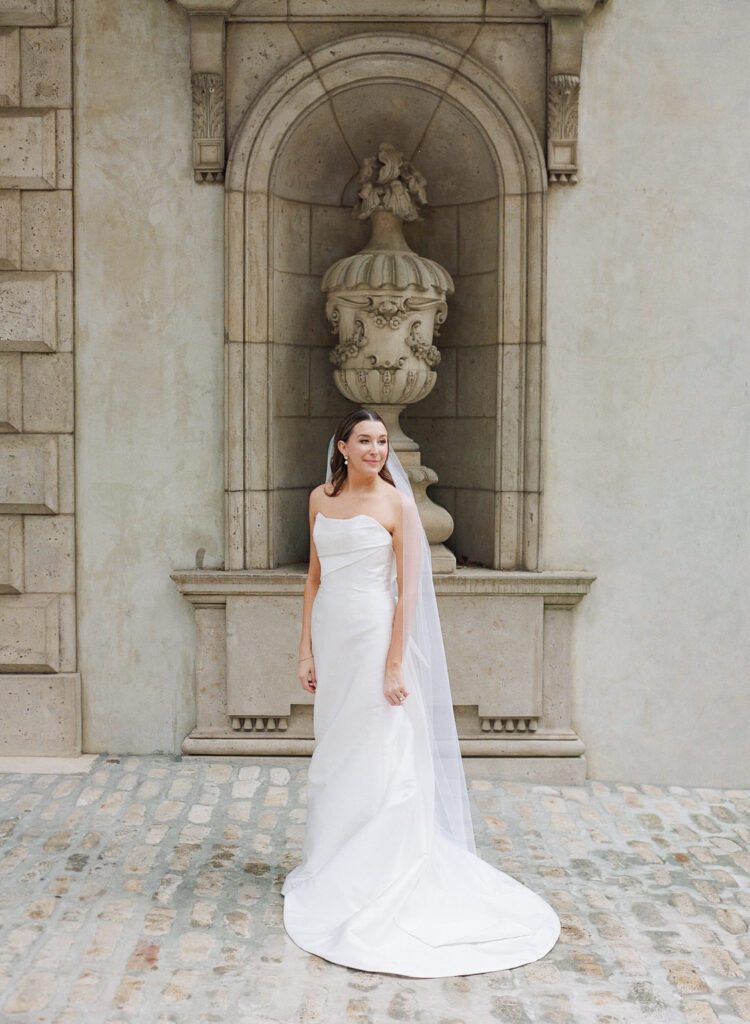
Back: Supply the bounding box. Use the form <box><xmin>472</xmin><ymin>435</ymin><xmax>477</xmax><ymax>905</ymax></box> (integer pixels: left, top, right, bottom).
<box><xmin>224</xmin><ymin>33</ymin><xmax>547</xmax><ymax>572</ymax></box>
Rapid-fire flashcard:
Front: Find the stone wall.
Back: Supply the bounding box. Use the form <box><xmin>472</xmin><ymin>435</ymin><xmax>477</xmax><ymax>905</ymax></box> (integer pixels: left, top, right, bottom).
<box><xmin>0</xmin><ymin>0</ymin><xmax>79</xmax><ymax>754</ymax></box>
<box><xmin>543</xmin><ymin>0</ymin><xmax>750</xmax><ymax>785</ymax></box>
<box><xmin>73</xmin><ymin>0</ymin><xmax>224</xmax><ymax>754</ymax></box>
<box><xmin>60</xmin><ymin>0</ymin><xmax>750</xmax><ymax>784</ymax></box>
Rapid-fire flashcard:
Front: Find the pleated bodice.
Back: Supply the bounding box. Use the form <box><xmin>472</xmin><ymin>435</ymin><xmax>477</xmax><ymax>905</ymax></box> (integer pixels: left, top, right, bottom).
<box><xmin>313</xmin><ymin>512</ymin><xmax>396</xmax><ymax>595</ymax></box>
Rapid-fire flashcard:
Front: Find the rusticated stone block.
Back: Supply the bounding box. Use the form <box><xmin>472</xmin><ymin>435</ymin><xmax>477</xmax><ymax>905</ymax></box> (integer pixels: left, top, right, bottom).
<box><xmin>0</xmin><ymin>514</ymin><xmax>22</xmax><ymax>592</ymax></box>
<box><xmin>55</xmin><ymin>270</ymin><xmax>71</xmax><ymax>349</ymax></box>
<box><xmin>0</xmin><ymin>433</ymin><xmax>58</xmax><ymax>512</ymax></box>
<box><xmin>22</xmin><ymin>352</ymin><xmax>73</xmax><ymax>431</ymax></box>
<box><xmin>20</xmin><ymin>27</ymin><xmax>71</xmax><ymax>108</ymax></box>
<box><xmin>0</xmin><ymin>27</ymin><xmax>19</xmax><ymax>105</ymax></box>
<box><xmin>0</xmin><ymin>351</ymin><xmax>21</xmax><ymax>430</ymax></box>
<box><xmin>0</xmin><ymin>673</ymin><xmax>81</xmax><ymax>755</ymax></box>
<box><xmin>23</xmin><ymin>513</ymin><xmax>74</xmax><ymax>592</ymax></box>
<box><xmin>0</xmin><ymin>189</ymin><xmax>21</xmax><ymax>268</ymax></box>
<box><xmin>57</xmin><ymin>0</ymin><xmax>71</xmax><ymax>27</ymax></box>
<box><xmin>0</xmin><ymin>591</ymin><xmax>59</xmax><ymax>670</ymax></box>
<box><xmin>56</xmin><ymin>432</ymin><xmax>72</xmax><ymax>512</ymax></box>
<box><xmin>0</xmin><ymin>108</ymin><xmax>55</xmax><ymax>187</ymax></box>
<box><xmin>54</xmin><ymin>107</ymin><xmax>70</xmax><ymax>187</ymax></box>
<box><xmin>0</xmin><ymin>271</ymin><xmax>56</xmax><ymax>351</ymax></box>
<box><xmin>58</xmin><ymin>590</ymin><xmax>74</xmax><ymax>670</ymax></box>
<box><xmin>0</xmin><ymin>1</ymin><xmax>55</xmax><ymax>26</ymax></box>
<box><xmin>21</xmin><ymin>190</ymin><xmax>72</xmax><ymax>270</ymax></box>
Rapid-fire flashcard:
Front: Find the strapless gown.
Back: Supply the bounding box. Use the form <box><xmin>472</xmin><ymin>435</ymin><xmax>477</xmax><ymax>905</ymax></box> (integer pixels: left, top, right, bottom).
<box><xmin>280</xmin><ymin>512</ymin><xmax>561</xmax><ymax>977</ymax></box>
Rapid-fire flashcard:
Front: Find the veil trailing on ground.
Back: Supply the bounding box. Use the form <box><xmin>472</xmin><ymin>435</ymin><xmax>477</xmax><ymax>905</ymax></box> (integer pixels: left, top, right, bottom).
<box><xmin>325</xmin><ymin>434</ymin><xmax>476</xmax><ymax>856</ymax></box>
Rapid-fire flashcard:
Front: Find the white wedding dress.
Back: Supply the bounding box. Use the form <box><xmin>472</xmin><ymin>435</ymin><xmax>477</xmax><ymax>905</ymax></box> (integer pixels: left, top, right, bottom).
<box><xmin>281</xmin><ymin>511</ymin><xmax>561</xmax><ymax>977</ymax></box>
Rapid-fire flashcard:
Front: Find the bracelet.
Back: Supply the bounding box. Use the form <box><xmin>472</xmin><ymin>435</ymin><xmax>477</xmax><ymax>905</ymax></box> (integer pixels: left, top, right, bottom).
<box><xmin>298</xmin><ymin>655</ymin><xmax>314</xmax><ymax>662</ymax></box>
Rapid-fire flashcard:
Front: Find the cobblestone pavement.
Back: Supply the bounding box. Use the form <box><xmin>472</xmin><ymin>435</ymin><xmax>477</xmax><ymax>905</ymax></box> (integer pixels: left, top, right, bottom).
<box><xmin>0</xmin><ymin>755</ymin><xmax>747</xmax><ymax>1024</ymax></box>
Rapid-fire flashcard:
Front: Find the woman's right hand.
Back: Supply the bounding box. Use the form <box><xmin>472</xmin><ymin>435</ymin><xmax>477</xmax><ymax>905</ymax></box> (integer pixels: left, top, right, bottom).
<box><xmin>298</xmin><ymin>655</ymin><xmax>317</xmax><ymax>694</ymax></box>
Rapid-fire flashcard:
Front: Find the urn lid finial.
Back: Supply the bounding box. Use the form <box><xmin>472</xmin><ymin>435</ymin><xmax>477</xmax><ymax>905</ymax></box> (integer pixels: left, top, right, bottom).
<box><xmin>353</xmin><ymin>142</ymin><xmax>428</xmax><ymax>223</ymax></box>
<box><xmin>322</xmin><ymin>142</ymin><xmax>454</xmax><ymax>296</ymax></box>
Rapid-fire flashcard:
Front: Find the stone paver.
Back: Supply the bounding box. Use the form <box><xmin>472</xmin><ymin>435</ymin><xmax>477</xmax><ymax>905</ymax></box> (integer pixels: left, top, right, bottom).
<box><xmin>0</xmin><ymin>755</ymin><xmax>747</xmax><ymax>1023</ymax></box>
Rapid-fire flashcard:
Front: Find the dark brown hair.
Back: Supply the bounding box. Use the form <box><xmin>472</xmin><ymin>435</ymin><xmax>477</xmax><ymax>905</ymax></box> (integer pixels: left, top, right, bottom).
<box><xmin>326</xmin><ymin>409</ymin><xmax>396</xmax><ymax>497</ymax></box>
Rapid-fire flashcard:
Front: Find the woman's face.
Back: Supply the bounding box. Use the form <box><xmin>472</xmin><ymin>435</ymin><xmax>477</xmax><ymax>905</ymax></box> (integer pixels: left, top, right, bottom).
<box><xmin>340</xmin><ymin>422</ymin><xmax>389</xmax><ymax>475</ymax></box>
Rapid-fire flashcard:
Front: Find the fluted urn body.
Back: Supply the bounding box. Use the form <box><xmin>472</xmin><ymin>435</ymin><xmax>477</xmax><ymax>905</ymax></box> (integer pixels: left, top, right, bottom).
<box><xmin>320</xmin><ymin>144</ymin><xmax>458</xmax><ymax>569</ymax></box>
<box><xmin>323</xmin><ymin>209</ymin><xmax>453</xmax><ymax>415</ymax></box>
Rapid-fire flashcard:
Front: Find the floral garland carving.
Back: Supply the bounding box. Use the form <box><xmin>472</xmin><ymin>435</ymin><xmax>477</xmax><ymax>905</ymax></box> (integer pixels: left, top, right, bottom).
<box><xmin>408</xmin><ymin>321</ymin><xmax>442</xmax><ymax>368</ymax></box>
<box><xmin>329</xmin><ymin>319</ymin><xmax>366</xmax><ymax>368</ymax></box>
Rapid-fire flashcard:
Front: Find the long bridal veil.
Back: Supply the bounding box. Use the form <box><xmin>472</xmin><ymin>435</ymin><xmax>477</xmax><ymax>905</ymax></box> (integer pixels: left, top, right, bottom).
<box><xmin>325</xmin><ymin>433</ymin><xmax>476</xmax><ymax>856</ymax></box>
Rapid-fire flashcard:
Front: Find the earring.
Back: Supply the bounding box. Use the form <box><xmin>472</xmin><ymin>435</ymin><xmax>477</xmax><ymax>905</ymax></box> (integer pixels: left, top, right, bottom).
<box><xmin>344</xmin><ymin>457</ymin><xmax>348</xmax><ymax>466</ymax></box>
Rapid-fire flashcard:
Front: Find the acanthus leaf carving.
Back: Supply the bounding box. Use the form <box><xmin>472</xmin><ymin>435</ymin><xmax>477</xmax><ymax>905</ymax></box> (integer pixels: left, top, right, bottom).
<box><xmin>548</xmin><ymin>74</ymin><xmax>580</xmax><ymax>140</ymax></box>
<box><xmin>191</xmin><ymin>72</ymin><xmax>225</xmax><ymax>183</ymax></box>
<box><xmin>547</xmin><ymin>73</ymin><xmax>581</xmax><ymax>184</ymax></box>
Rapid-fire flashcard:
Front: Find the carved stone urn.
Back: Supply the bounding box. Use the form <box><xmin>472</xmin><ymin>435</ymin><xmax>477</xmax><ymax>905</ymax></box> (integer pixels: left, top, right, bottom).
<box><xmin>321</xmin><ymin>143</ymin><xmax>457</xmax><ymax>571</ymax></box>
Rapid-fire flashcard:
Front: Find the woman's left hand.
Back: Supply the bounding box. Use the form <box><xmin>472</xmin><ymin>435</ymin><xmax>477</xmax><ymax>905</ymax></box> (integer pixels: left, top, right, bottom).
<box><xmin>384</xmin><ymin>663</ymin><xmax>409</xmax><ymax>706</ymax></box>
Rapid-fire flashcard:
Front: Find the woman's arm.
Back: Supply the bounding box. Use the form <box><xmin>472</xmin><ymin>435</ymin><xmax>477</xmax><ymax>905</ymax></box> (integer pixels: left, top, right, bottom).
<box><xmin>383</xmin><ymin>493</ymin><xmax>413</xmax><ymax>704</ymax></box>
<box><xmin>387</xmin><ymin>493</ymin><xmax>404</xmax><ymax>668</ymax></box>
<box><xmin>297</xmin><ymin>492</ymin><xmax>322</xmax><ymax>692</ymax></box>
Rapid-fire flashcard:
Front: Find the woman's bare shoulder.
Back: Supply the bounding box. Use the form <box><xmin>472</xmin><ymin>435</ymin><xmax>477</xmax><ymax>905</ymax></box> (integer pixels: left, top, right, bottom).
<box><xmin>310</xmin><ymin>482</ymin><xmax>334</xmax><ymax>510</ymax></box>
<box><xmin>390</xmin><ymin>485</ymin><xmax>418</xmax><ymax>524</ymax></box>
<box><xmin>388</xmin><ymin>485</ymin><xmax>407</xmax><ymax>511</ymax></box>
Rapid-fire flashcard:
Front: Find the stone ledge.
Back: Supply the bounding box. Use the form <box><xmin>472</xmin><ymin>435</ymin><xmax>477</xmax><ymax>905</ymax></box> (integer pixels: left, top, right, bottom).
<box><xmin>183</xmin><ymin>729</ymin><xmax>584</xmax><ymax>757</ymax></box>
<box><xmin>182</xmin><ymin>736</ymin><xmax>586</xmax><ymax>781</ymax></box>
<box><xmin>0</xmin><ymin>752</ymin><xmax>96</xmax><ymax>774</ymax></box>
<box><xmin>172</xmin><ymin>566</ymin><xmax>596</xmax><ymax>604</ymax></box>
<box><xmin>226</xmin><ymin>1</ymin><xmax>544</xmax><ymax>21</ymax></box>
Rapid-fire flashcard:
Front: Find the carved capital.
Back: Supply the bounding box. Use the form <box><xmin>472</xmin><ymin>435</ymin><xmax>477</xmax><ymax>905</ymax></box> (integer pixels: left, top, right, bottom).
<box><xmin>536</xmin><ymin>0</ymin><xmax>611</xmax><ymax>185</ymax></box>
<box><xmin>191</xmin><ymin>71</ymin><xmax>225</xmax><ymax>183</ymax></box>
<box><xmin>547</xmin><ymin>73</ymin><xmax>580</xmax><ymax>183</ymax></box>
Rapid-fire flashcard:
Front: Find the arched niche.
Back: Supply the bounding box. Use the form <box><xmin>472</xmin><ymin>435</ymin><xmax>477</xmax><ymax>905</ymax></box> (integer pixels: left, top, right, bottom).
<box><xmin>224</xmin><ymin>34</ymin><xmax>546</xmax><ymax>573</ymax></box>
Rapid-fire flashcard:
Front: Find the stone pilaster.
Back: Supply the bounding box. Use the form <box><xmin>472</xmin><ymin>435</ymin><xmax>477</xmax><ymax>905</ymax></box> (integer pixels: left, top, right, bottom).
<box><xmin>0</xmin><ymin>0</ymin><xmax>80</xmax><ymax>755</ymax></box>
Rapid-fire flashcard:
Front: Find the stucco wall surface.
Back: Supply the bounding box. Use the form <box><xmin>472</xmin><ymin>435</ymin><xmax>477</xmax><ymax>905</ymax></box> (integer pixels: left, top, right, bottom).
<box><xmin>74</xmin><ymin>0</ymin><xmax>224</xmax><ymax>753</ymax></box>
<box><xmin>544</xmin><ymin>0</ymin><xmax>750</xmax><ymax>785</ymax></box>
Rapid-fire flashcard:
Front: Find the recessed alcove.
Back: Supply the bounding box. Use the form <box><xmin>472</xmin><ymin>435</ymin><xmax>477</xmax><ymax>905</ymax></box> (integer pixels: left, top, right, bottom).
<box><xmin>269</xmin><ymin>81</ymin><xmax>502</xmax><ymax>567</ymax></box>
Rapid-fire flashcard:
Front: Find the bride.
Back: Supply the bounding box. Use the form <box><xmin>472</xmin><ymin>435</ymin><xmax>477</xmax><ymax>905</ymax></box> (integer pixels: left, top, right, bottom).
<box><xmin>281</xmin><ymin>408</ymin><xmax>561</xmax><ymax>977</ymax></box>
